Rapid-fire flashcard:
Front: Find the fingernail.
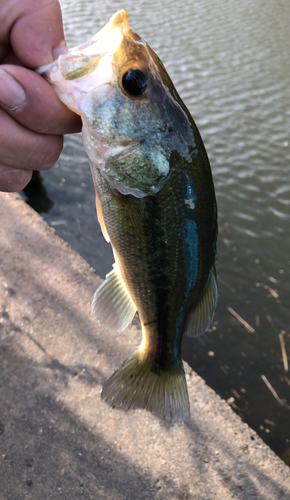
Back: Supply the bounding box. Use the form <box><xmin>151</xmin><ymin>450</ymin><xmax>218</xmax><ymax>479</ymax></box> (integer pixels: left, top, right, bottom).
<box><xmin>52</xmin><ymin>41</ymin><xmax>68</xmax><ymax>60</ymax></box>
<box><xmin>0</xmin><ymin>68</ymin><xmax>26</xmax><ymax>110</ymax></box>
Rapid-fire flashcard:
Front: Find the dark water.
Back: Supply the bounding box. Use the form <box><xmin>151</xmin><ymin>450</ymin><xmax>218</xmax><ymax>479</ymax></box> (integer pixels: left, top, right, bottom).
<box><xmin>22</xmin><ymin>0</ymin><xmax>290</xmax><ymax>464</ymax></box>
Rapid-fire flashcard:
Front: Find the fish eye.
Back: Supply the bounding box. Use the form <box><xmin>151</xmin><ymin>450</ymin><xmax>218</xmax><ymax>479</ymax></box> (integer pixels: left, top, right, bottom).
<box><xmin>122</xmin><ymin>69</ymin><xmax>148</xmax><ymax>97</ymax></box>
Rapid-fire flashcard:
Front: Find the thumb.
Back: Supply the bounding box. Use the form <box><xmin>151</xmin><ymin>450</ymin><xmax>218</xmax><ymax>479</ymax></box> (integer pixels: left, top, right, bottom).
<box><xmin>0</xmin><ymin>65</ymin><xmax>81</xmax><ymax>135</ymax></box>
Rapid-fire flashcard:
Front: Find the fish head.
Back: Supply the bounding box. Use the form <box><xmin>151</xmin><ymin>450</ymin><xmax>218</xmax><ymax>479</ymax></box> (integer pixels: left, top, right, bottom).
<box><xmin>39</xmin><ymin>10</ymin><xmax>193</xmax><ymax>197</ymax></box>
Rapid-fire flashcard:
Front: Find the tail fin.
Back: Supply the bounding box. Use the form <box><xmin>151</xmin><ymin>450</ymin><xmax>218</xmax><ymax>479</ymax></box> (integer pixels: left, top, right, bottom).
<box><xmin>101</xmin><ymin>350</ymin><xmax>190</xmax><ymax>423</ymax></box>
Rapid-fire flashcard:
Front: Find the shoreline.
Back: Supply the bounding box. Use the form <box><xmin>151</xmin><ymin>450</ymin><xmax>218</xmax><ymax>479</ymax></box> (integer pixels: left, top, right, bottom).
<box><xmin>0</xmin><ymin>192</ymin><xmax>289</xmax><ymax>499</ymax></box>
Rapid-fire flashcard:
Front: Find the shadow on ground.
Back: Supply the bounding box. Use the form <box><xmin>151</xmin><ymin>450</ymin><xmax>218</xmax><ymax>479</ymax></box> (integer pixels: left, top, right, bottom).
<box><xmin>0</xmin><ymin>193</ymin><xmax>289</xmax><ymax>499</ymax></box>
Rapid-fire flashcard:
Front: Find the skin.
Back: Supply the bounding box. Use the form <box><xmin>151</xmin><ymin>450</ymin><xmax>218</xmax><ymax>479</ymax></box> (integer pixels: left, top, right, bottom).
<box><xmin>0</xmin><ymin>0</ymin><xmax>81</xmax><ymax>192</ymax></box>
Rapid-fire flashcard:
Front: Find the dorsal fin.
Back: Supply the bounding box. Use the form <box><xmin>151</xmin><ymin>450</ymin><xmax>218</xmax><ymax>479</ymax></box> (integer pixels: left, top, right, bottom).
<box><xmin>95</xmin><ymin>192</ymin><xmax>110</xmax><ymax>242</ymax></box>
<box><xmin>185</xmin><ymin>267</ymin><xmax>218</xmax><ymax>337</ymax></box>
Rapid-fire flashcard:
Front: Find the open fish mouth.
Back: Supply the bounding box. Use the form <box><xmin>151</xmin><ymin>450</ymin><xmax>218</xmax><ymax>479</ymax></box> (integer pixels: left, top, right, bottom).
<box><xmin>37</xmin><ymin>9</ymin><xmax>174</xmax><ymax>198</ymax></box>
<box><xmin>36</xmin><ymin>10</ymin><xmax>131</xmax><ymax>115</ymax></box>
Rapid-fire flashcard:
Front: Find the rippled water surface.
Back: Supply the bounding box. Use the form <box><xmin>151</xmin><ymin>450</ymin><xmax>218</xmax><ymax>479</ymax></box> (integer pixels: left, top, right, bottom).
<box><xmin>23</xmin><ymin>0</ymin><xmax>290</xmax><ymax>462</ymax></box>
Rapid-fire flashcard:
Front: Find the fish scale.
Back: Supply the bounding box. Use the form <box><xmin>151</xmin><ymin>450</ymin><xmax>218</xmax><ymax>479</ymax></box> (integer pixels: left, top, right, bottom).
<box><xmin>94</xmin><ymin>162</ymin><xmax>207</xmax><ymax>364</ymax></box>
<box><xmin>39</xmin><ymin>10</ymin><xmax>218</xmax><ymax>423</ymax></box>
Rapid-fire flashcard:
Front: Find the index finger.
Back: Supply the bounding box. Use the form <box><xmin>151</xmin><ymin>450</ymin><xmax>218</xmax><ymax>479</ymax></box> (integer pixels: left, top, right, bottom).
<box><xmin>1</xmin><ymin>0</ymin><xmax>66</xmax><ymax>67</ymax></box>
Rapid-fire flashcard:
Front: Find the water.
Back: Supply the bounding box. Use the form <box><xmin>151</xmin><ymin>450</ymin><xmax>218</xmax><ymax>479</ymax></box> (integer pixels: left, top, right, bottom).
<box><xmin>22</xmin><ymin>0</ymin><xmax>290</xmax><ymax>463</ymax></box>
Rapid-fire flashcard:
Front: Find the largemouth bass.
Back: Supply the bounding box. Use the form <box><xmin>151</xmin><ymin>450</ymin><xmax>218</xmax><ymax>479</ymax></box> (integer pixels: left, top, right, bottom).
<box><xmin>38</xmin><ymin>10</ymin><xmax>218</xmax><ymax>423</ymax></box>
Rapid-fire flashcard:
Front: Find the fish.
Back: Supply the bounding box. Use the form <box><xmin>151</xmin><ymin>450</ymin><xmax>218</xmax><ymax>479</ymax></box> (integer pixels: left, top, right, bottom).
<box><xmin>38</xmin><ymin>10</ymin><xmax>218</xmax><ymax>423</ymax></box>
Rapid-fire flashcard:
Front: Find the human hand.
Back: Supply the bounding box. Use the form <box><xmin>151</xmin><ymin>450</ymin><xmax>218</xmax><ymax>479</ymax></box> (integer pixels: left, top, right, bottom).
<box><xmin>0</xmin><ymin>0</ymin><xmax>81</xmax><ymax>192</ymax></box>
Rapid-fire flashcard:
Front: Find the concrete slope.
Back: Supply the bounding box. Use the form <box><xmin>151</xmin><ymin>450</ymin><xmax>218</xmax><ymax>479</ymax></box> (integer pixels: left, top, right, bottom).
<box><xmin>0</xmin><ymin>192</ymin><xmax>289</xmax><ymax>500</ymax></box>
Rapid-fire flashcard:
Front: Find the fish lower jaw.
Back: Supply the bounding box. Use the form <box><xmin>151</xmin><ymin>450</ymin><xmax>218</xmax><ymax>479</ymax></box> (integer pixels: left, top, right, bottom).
<box><xmin>106</xmin><ymin>140</ymin><xmax>141</xmax><ymax>162</ymax></box>
<box><xmin>82</xmin><ymin>128</ymin><xmax>141</xmax><ymax>168</ymax></box>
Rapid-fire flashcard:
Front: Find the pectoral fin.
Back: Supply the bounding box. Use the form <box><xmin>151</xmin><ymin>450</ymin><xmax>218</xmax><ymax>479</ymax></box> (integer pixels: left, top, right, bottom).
<box><xmin>92</xmin><ymin>264</ymin><xmax>137</xmax><ymax>331</ymax></box>
<box><xmin>185</xmin><ymin>268</ymin><xmax>218</xmax><ymax>337</ymax></box>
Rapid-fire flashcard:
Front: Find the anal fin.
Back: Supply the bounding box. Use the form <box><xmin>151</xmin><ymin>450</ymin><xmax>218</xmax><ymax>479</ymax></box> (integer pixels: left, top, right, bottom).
<box><xmin>186</xmin><ymin>267</ymin><xmax>218</xmax><ymax>337</ymax></box>
<box><xmin>92</xmin><ymin>264</ymin><xmax>137</xmax><ymax>331</ymax></box>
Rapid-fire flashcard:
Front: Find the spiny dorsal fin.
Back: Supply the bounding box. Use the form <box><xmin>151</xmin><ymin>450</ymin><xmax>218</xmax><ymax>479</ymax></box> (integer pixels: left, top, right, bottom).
<box><xmin>186</xmin><ymin>267</ymin><xmax>218</xmax><ymax>337</ymax></box>
<box><xmin>101</xmin><ymin>349</ymin><xmax>190</xmax><ymax>423</ymax></box>
<box><xmin>92</xmin><ymin>264</ymin><xmax>136</xmax><ymax>331</ymax></box>
<box><xmin>95</xmin><ymin>192</ymin><xmax>110</xmax><ymax>243</ymax></box>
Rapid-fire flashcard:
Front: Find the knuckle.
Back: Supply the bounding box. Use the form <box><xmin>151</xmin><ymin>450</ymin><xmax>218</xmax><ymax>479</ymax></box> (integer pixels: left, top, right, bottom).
<box><xmin>38</xmin><ymin>136</ymin><xmax>63</xmax><ymax>170</ymax></box>
<box><xmin>23</xmin><ymin>135</ymin><xmax>63</xmax><ymax>171</ymax></box>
